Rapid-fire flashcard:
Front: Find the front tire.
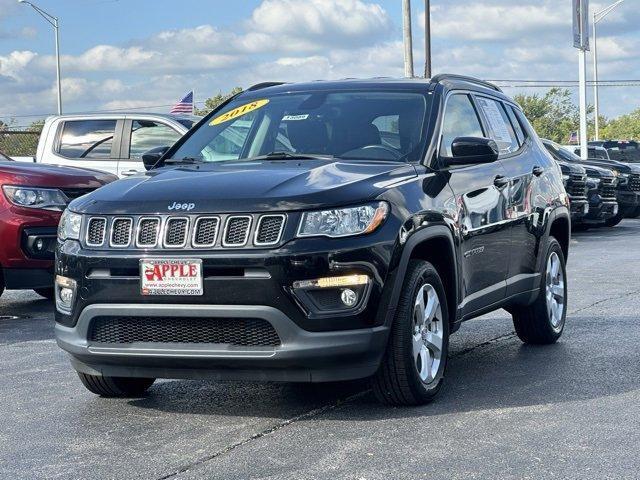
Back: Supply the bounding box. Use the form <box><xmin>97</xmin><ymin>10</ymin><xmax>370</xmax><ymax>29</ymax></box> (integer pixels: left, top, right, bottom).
<box><xmin>511</xmin><ymin>237</ymin><xmax>567</xmax><ymax>345</ymax></box>
<box><xmin>372</xmin><ymin>260</ymin><xmax>450</xmax><ymax>406</ymax></box>
<box><xmin>77</xmin><ymin>372</ymin><xmax>155</xmax><ymax>398</ymax></box>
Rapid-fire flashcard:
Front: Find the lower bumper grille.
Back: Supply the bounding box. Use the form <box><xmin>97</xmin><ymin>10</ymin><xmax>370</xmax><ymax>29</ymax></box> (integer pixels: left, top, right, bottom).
<box><xmin>88</xmin><ymin>316</ymin><xmax>281</xmax><ymax>347</ymax></box>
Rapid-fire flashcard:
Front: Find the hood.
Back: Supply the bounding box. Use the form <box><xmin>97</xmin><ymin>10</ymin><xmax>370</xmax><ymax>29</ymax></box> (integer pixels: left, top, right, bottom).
<box><xmin>70</xmin><ymin>159</ymin><xmax>417</xmax><ymax>214</ymax></box>
<box><xmin>555</xmin><ymin>160</ymin><xmax>585</xmax><ymax>175</ymax></box>
<box><xmin>582</xmin><ymin>158</ymin><xmax>640</xmax><ymax>175</ymax></box>
<box><xmin>0</xmin><ymin>161</ymin><xmax>117</xmax><ymax>189</ymax></box>
<box><xmin>582</xmin><ymin>164</ymin><xmax>615</xmax><ymax>179</ymax></box>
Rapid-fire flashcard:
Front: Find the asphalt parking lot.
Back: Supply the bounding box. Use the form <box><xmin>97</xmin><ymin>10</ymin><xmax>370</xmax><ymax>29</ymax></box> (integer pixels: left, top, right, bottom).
<box><xmin>1</xmin><ymin>220</ymin><xmax>639</xmax><ymax>480</ymax></box>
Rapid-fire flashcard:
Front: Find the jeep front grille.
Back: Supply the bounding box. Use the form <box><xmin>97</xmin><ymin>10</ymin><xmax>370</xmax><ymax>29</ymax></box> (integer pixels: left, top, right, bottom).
<box><xmin>82</xmin><ymin>213</ymin><xmax>287</xmax><ymax>250</ymax></box>
<box><xmin>223</xmin><ymin>216</ymin><xmax>252</xmax><ymax>247</ymax></box>
<box><xmin>137</xmin><ymin>218</ymin><xmax>160</xmax><ymax>247</ymax></box>
<box><xmin>110</xmin><ymin>218</ymin><xmax>132</xmax><ymax>247</ymax></box>
<box><xmin>86</xmin><ymin>218</ymin><xmax>106</xmax><ymax>246</ymax></box>
<box><xmin>88</xmin><ymin>316</ymin><xmax>281</xmax><ymax>347</ymax></box>
<box><xmin>255</xmin><ymin>215</ymin><xmax>285</xmax><ymax>245</ymax></box>
<box><xmin>164</xmin><ymin>218</ymin><xmax>189</xmax><ymax>247</ymax></box>
<box><xmin>193</xmin><ymin>217</ymin><xmax>220</xmax><ymax>247</ymax></box>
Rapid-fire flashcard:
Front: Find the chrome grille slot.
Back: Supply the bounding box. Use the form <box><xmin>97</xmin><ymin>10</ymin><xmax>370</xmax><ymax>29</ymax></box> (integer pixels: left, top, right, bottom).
<box><xmin>136</xmin><ymin>218</ymin><xmax>160</xmax><ymax>247</ymax></box>
<box><xmin>110</xmin><ymin>218</ymin><xmax>132</xmax><ymax>247</ymax></box>
<box><xmin>86</xmin><ymin>218</ymin><xmax>106</xmax><ymax>246</ymax></box>
<box><xmin>223</xmin><ymin>216</ymin><xmax>251</xmax><ymax>247</ymax></box>
<box><xmin>599</xmin><ymin>178</ymin><xmax>616</xmax><ymax>199</ymax></box>
<box><xmin>255</xmin><ymin>215</ymin><xmax>285</xmax><ymax>246</ymax></box>
<box><xmin>164</xmin><ymin>218</ymin><xmax>189</xmax><ymax>247</ymax></box>
<box><xmin>193</xmin><ymin>217</ymin><xmax>220</xmax><ymax>248</ymax></box>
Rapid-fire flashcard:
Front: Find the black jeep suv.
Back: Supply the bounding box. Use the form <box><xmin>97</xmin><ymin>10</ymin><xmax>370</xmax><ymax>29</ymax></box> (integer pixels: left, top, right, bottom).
<box><xmin>55</xmin><ymin>76</ymin><xmax>570</xmax><ymax>406</ymax></box>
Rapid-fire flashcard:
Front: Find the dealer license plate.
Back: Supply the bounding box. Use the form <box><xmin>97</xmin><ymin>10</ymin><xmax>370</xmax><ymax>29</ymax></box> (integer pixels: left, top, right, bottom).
<box><xmin>140</xmin><ymin>259</ymin><xmax>203</xmax><ymax>296</ymax></box>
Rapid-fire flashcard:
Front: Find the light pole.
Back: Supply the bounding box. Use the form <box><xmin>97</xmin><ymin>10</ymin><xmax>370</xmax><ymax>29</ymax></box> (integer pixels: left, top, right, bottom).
<box><xmin>402</xmin><ymin>0</ymin><xmax>414</xmax><ymax>78</ymax></box>
<box><xmin>18</xmin><ymin>0</ymin><xmax>62</xmax><ymax>115</ymax></box>
<box><xmin>424</xmin><ymin>0</ymin><xmax>431</xmax><ymax>78</ymax></box>
<box><xmin>592</xmin><ymin>0</ymin><xmax>625</xmax><ymax>141</ymax></box>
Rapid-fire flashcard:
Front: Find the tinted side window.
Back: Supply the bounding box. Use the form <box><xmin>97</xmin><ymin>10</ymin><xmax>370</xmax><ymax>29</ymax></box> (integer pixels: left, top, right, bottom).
<box><xmin>475</xmin><ymin>97</ymin><xmax>519</xmax><ymax>155</ymax></box>
<box><xmin>57</xmin><ymin>120</ymin><xmax>116</xmax><ymax>159</ymax></box>
<box><xmin>440</xmin><ymin>94</ymin><xmax>484</xmax><ymax>157</ymax></box>
<box><xmin>506</xmin><ymin>105</ymin><xmax>526</xmax><ymax>145</ymax></box>
<box><xmin>129</xmin><ymin>121</ymin><xmax>181</xmax><ymax>159</ymax></box>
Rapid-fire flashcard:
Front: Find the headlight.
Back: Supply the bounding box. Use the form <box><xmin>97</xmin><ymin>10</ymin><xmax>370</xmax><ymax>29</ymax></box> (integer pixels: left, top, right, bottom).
<box><xmin>58</xmin><ymin>210</ymin><xmax>82</xmax><ymax>241</ymax></box>
<box><xmin>298</xmin><ymin>202</ymin><xmax>389</xmax><ymax>238</ymax></box>
<box><xmin>618</xmin><ymin>173</ymin><xmax>629</xmax><ymax>185</ymax></box>
<box><xmin>562</xmin><ymin>174</ymin><xmax>570</xmax><ymax>186</ymax></box>
<box><xmin>2</xmin><ymin>185</ymin><xmax>68</xmax><ymax>211</ymax></box>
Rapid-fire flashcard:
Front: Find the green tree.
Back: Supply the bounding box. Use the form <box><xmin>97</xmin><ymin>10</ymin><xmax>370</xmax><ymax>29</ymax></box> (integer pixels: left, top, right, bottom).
<box><xmin>513</xmin><ymin>88</ymin><xmax>594</xmax><ymax>143</ymax></box>
<box><xmin>600</xmin><ymin>108</ymin><xmax>640</xmax><ymax>140</ymax></box>
<box><xmin>194</xmin><ymin>87</ymin><xmax>243</xmax><ymax>116</ymax></box>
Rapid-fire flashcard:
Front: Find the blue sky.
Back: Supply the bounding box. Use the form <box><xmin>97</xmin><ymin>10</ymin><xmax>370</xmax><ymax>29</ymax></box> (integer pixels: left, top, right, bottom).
<box><xmin>1</xmin><ymin>0</ymin><xmax>639</xmax><ymax>125</ymax></box>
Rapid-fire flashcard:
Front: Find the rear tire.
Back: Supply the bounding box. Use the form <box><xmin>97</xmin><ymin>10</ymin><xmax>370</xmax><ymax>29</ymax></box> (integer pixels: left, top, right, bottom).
<box><xmin>372</xmin><ymin>260</ymin><xmax>449</xmax><ymax>406</ymax></box>
<box><xmin>605</xmin><ymin>212</ymin><xmax>623</xmax><ymax>227</ymax></box>
<box><xmin>77</xmin><ymin>372</ymin><xmax>155</xmax><ymax>398</ymax></box>
<box><xmin>511</xmin><ymin>237</ymin><xmax>567</xmax><ymax>345</ymax></box>
<box><xmin>33</xmin><ymin>288</ymin><xmax>54</xmax><ymax>300</ymax></box>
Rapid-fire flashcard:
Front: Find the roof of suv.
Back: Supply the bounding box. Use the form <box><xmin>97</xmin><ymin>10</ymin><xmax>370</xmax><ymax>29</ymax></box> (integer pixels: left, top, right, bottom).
<box><xmin>242</xmin><ymin>75</ymin><xmax>512</xmax><ymax>103</ymax></box>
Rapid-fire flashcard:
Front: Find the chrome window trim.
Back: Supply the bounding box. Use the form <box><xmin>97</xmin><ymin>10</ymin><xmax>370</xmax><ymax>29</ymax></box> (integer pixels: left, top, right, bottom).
<box><xmin>135</xmin><ymin>217</ymin><xmax>161</xmax><ymax>248</ymax></box>
<box><xmin>109</xmin><ymin>217</ymin><xmax>133</xmax><ymax>248</ymax></box>
<box><xmin>222</xmin><ymin>215</ymin><xmax>253</xmax><ymax>248</ymax></box>
<box><xmin>163</xmin><ymin>216</ymin><xmax>190</xmax><ymax>249</ymax></box>
<box><xmin>192</xmin><ymin>216</ymin><xmax>220</xmax><ymax>248</ymax></box>
<box><xmin>254</xmin><ymin>214</ymin><xmax>286</xmax><ymax>247</ymax></box>
<box><xmin>85</xmin><ymin>217</ymin><xmax>107</xmax><ymax>247</ymax></box>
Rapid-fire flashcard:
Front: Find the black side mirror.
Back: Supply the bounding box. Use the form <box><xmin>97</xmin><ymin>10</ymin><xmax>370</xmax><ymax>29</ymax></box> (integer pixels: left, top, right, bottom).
<box><xmin>142</xmin><ymin>146</ymin><xmax>170</xmax><ymax>171</ymax></box>
<box><xmin>443</xmin><ymin>137</ymin><xmax>499</xmax><ymax>166</ymax></box>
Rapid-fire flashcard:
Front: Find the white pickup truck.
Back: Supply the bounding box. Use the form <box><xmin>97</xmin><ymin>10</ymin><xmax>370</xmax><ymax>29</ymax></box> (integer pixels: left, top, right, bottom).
<box><xmin>32</xmin><ymin>113</ymin><xmax>198</xmax><ymax>177</ymax></box>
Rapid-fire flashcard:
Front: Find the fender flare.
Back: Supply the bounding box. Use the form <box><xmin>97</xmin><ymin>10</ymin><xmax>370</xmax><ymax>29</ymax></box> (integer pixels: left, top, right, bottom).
<box><xmin>382</xmin><ymin>224</ymin><xmax>459</xmax><ymax>327</ymax></box>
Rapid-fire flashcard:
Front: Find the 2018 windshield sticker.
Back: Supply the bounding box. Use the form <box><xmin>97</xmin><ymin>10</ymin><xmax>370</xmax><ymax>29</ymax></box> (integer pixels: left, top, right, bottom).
<box><xmin>210</xmin><ymin>99</ymin><xmax>269</xmax><ymax>126</ymax></box>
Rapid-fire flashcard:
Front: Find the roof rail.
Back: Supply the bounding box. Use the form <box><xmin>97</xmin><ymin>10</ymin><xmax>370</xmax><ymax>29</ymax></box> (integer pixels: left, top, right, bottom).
<box><xmin>246</xmin><ymin>82</ymin><xmax>287</xmax><ymax>92</ymax></box>
<box><xmin>430</xmin><ymin>74</ymin><xmax>502</xmax><ymax>92</ymax></box>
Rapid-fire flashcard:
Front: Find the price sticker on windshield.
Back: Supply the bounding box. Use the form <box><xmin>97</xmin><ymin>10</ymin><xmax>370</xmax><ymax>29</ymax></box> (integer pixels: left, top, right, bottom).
<box><xmin>210</xmin><ymin>99</ymin><xmax>269</xmax><ymax>126</ymax></box>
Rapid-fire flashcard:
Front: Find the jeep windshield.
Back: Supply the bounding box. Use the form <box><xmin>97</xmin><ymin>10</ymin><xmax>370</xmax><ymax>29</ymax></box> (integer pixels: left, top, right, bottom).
<box><xmin>171</xmin><ymin>90</ymin><xmax>430</xmax><ymax>163</ymax></box>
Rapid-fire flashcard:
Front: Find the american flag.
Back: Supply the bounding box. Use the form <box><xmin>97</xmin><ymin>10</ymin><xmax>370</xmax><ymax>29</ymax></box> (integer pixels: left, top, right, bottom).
<box><xmin>170</xmin><ymin>91</ymin><xmax>194</xmax><ymax>114</ymax></box>
<box><xmin>569</xmin><ymin>131</ymin><xmax>579</xmax><ymax>144</ymax></box>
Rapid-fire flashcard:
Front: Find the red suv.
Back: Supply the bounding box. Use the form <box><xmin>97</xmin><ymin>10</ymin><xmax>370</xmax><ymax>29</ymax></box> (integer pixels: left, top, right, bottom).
<box><xmin>0</xmin><ymin>150</ymin><xmax>116</xmax><ymax>299</ymax></box>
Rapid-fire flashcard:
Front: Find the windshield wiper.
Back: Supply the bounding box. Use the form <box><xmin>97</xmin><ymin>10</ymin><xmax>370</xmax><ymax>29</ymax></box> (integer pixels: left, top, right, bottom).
<box><xmin>243</xmin><ymin>152</ymin><xmax>334</xmax><ymax>162</ymax></box>
<box><xmin>164</xmin><ymin>157</ymin><xmax>204</xmax><ymax>165</ymax></box>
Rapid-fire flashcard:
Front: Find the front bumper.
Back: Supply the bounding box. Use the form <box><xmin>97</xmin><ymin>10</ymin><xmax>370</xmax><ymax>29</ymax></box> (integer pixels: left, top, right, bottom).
<box><xmin>617</xmin><ymin>190</ymin><xmax>640</xmax><ymax>215</ymax></box>
<box><xmin>584</xmin><ymin>199</ymin><xmax>618</xmax><ymax>223</ymax></box>
<box><xmin>569</xmin><ymin>198</ymin><xmax>589</xmax><ymax>222</ymax></box>
<box><xmin>56</xmin><ymin>303</ymin><xmax>389</xmax><ymax>382</ymax></box>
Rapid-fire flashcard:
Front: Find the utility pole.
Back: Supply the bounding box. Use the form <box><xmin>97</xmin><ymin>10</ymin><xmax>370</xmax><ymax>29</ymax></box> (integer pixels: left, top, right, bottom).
<box><xmin>424</xmin><ymin>0</ymin><xmax>431</xmax><ymax>78</ymax></box>
<box><xmin>573</xmin><ymin>0</ymin><xmax>589</xmax><ymax>159</ymax></box>
<box><xmin>593</xmin><ymin>0</ymin><xmax>626</xmax><ymax>141</ymax></box>
<box><xmin>402</xmin><ymin>0</ymin><xmax>414</xmax><ymax>78</ymax></box>
<box><xmin>19</xmin><ymin>0</ymin><xmax>62</xmax><ymax>115</ymax></box>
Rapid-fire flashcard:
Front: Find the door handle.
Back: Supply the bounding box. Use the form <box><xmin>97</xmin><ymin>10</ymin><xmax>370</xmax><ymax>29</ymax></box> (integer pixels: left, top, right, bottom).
<box><xmin>532</xmin><ymin>166</ymin><xmax>544</xmax><ymax>177</ymax></box>
<box><xmin>494</xmin><ymin>175</ymin><xmax>509</xmax><ymax>188</ymax></box>
<box><xmin>121</xmin><ymin>169</ymin><xmax>140</xmax><ymax>177</ymax></box>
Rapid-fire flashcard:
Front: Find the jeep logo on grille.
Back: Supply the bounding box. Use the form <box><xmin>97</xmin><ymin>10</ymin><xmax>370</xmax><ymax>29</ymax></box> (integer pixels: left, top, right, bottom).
<box><xmin>168</xmin><ymin>202</ymin><xmax>195</xmax><ymax>211</ymax></box>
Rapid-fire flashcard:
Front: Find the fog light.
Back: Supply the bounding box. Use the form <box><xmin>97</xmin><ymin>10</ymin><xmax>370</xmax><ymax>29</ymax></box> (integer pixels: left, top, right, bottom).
<box><xmin>55</xmin><ymin>275</ymin><xmax>77</xmax><ymax>314</ymax></box>
<box><xmin>340</xmin><ymin>288</ymin><xmax>358</xmax><ymax>307</ymax></box>
<box><xmin>293</xmin><ymin>274</ymin><xmax>369</xmax><ymax>289</ymax></box>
